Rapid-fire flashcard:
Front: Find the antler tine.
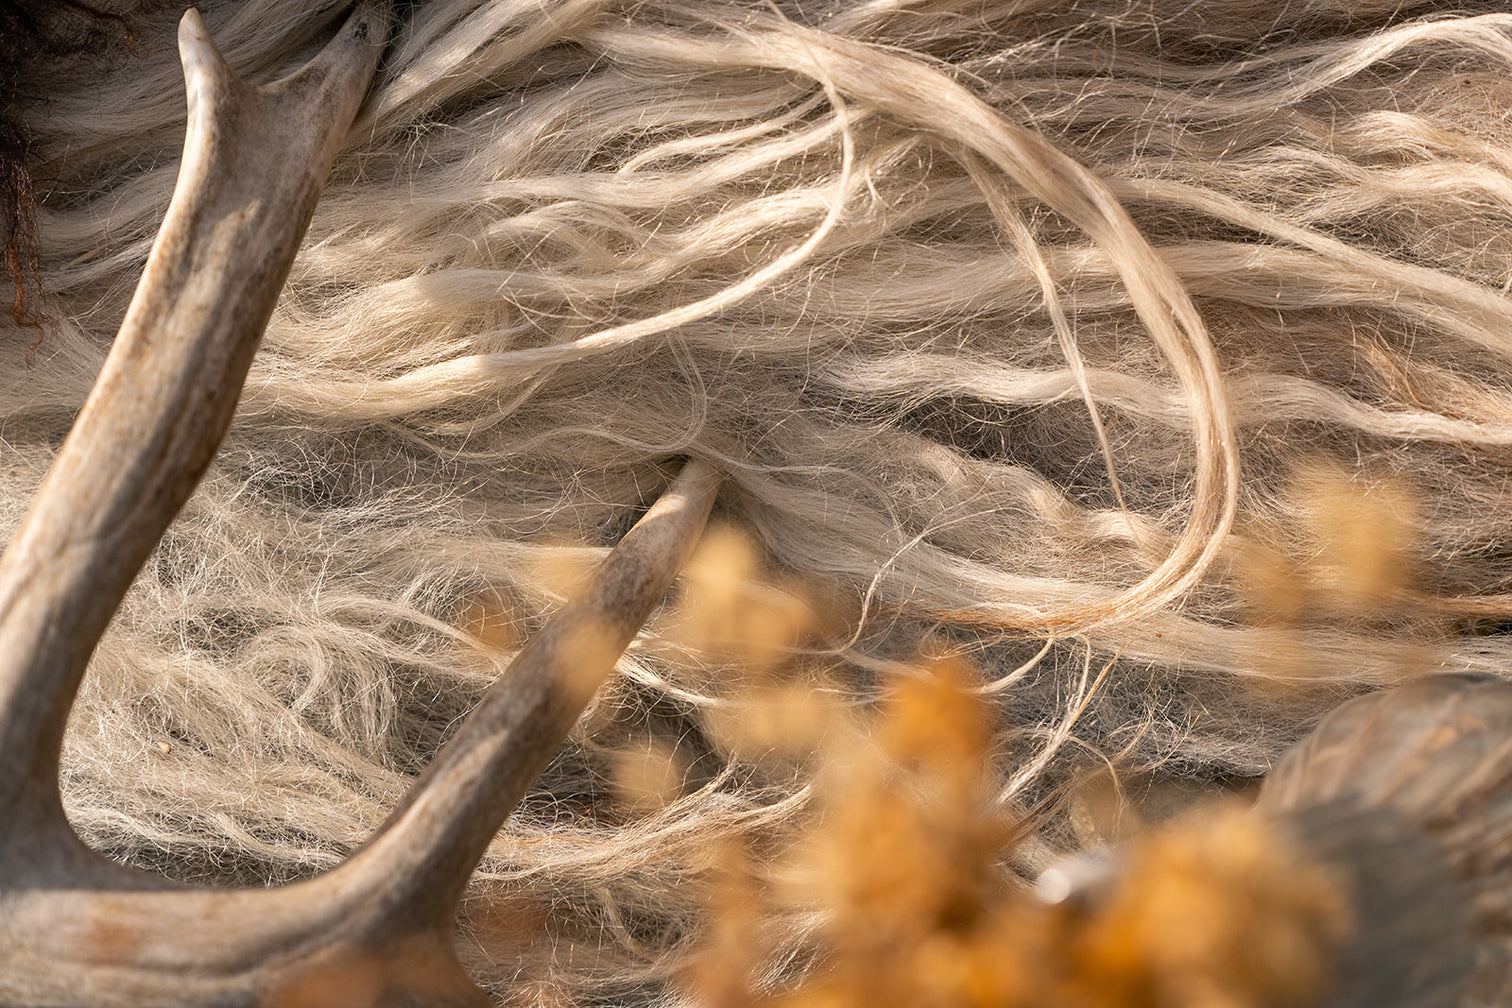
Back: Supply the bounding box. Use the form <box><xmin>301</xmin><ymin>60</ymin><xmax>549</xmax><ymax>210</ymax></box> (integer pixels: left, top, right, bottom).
<box><xmin>0</xmin><ymin>464</ymin><xmax>718</xmax><ymax>1008</ymax></box>
<box><xmin>330</xmin><ymin>457</ymin><xmax>721</xmax><ymax>931</ymax></box>
<box><xmin>0</xmin><ymin>2</ymin><xmax>389</xmax><ymax>841</ymax></box>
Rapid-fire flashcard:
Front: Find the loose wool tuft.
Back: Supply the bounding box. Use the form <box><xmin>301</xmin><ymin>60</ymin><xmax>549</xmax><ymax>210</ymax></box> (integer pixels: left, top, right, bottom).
<box><xmin>10</xmin><ymin>0</ymin><xmax>1512</xmax><ymax>1001</ymax></box>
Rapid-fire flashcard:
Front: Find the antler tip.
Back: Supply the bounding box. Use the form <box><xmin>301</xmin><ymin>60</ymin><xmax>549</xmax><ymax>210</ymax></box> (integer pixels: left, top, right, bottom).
<box><xmin>177</xmin><ymin>8</ymin><xmax>235</xmax><ymax>99</ymax></box>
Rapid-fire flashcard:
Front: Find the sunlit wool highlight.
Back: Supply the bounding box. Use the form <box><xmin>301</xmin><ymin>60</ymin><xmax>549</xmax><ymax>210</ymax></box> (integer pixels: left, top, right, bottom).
<box><xmin>8</xmin><ymin>0</ymin><xmax>1512</xmax><ymax>1001</ymax></box>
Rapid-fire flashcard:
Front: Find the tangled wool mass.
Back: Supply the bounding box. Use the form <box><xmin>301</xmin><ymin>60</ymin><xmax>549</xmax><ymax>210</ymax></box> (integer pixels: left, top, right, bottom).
<box><xmin>7</xmin><ymin>0</ymin><xmax>1512</xmax><ymax>1002</ymax></box>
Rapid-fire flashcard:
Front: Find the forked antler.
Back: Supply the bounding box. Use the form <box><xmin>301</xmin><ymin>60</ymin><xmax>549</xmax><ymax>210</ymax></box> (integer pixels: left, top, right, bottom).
<box><xmin>0</xmin><ymin>6</ymin><xmax>720</xmax><ymax>1006</ymax></box>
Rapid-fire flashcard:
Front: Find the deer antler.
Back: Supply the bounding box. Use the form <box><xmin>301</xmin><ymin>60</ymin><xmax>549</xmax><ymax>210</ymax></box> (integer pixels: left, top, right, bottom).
<box><xmin>0</xmin><ymin>6</ymin><xmax>721</xmax><ymax>1006</ymax></box>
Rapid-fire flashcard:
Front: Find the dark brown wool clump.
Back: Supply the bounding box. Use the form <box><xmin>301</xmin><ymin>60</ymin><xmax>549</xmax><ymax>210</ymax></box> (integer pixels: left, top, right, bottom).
<box><xmin>1</xmin><ymin>0</ymin><xmax>134</xmax><ymax>330</ymax></box>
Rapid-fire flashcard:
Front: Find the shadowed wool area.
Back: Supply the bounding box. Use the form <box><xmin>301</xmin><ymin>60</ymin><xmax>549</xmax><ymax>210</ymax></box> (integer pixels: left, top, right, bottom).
<box><xmin>7</xmin><ymin>0</ymin><xmax>1512</xmax><ymax>1001</ymax></box>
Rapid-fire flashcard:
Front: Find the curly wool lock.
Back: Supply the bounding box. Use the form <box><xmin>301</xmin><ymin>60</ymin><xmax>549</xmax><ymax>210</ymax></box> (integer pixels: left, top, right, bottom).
<box><xmin>8</xmin><ymin>0</ymin><xmax>1512</xmax><ymax>1001</ymax></box>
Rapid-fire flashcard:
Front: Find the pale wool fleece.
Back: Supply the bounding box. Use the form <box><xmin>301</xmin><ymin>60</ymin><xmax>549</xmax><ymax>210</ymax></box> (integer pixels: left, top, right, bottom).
<box><xmin>9</xmin><ymin>0</ymin><xmax>1512</xmax><ymax>1000</ymax></box>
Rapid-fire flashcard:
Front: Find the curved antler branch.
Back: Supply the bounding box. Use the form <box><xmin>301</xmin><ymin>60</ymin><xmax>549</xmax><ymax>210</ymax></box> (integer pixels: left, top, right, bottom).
<box><xmin>337</xmin><ymin>457</ymin><xmax>722</xmax><ymax>932</ymax></box>
<box><xmin>0</xmin><ymin>3</ymin><xmax>389</xmax><ymax>834</ymax></box>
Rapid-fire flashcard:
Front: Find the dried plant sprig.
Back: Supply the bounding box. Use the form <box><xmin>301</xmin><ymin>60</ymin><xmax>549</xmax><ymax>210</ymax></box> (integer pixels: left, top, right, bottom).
<box><xmin>685</xmin><ymin>655</ymin><xmax>1350</xmax><ymax>1008</ymax></box>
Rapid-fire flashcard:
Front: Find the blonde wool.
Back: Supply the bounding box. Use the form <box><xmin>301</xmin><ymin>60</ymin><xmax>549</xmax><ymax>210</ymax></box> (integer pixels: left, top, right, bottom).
<box><xmin>9</xmin><ymin>0</ymin><xmax>1512</xmax><ymax>1001</ymax></box>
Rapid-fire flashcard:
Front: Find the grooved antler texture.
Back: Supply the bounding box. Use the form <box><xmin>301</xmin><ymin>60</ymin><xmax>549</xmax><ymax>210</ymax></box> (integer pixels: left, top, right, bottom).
<box><xmin>0</xmin><ymin>2</ymin><xmax>388</xmax><ymax>836</ymax></box>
